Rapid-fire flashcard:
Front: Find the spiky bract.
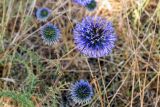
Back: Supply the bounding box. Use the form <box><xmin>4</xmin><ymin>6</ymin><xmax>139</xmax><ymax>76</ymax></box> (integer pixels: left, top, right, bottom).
<box><xmin>36</xmin><ymin>7</ymin><xmax>51</xmax><ymax>21</ymax></box>
<box><xmin>40</xmin><ymin>23</ymin><xmax>61</xmax><ymax>45</ymax></box>
<box><xmin>70</xmin><ymin>80</ymin><xmax>94</xmax><ymax>104</ymax></box>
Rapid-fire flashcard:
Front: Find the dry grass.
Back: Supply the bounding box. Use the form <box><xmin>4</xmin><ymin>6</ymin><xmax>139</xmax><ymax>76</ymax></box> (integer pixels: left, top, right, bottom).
<box><xmin>0</xmin><ymin>0</ymin><xmax>160</xmax><ymax>107</ymax></box>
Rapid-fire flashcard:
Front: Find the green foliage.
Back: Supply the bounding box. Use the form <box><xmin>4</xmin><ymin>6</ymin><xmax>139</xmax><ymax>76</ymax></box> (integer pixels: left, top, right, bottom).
<box><xmin>0</xmin><ymin>91</ymin><xmax>34</xmax><ymax>107</ymax></box>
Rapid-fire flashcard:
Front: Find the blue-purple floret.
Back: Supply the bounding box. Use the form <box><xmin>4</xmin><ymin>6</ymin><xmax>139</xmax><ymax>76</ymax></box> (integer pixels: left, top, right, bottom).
<box><xmin>73</xmin><ymin>16</ymin><xmax>117</xmax><ymax>58</ymax></box>
<box><xmin>36</xmin><ymin>7</ymin><xmax>51</xmax><ymax>21</ymax></box>
<box><xmin>70</xmin><ymin>80</ymin><xmax>94</xmax><ymax>104</ymax></box>
<box><xmin>73</xmin><ymin>0</ymin><xmax>92</xmax><ymax>6</ymax></box>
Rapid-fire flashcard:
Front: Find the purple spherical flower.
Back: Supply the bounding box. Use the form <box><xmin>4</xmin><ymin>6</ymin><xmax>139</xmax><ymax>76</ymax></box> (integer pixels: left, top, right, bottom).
<box><xmin>40</xmin><ymin>23</ymin><xmax>61</xmax><ymax>45</ymax></box>
<box><xmin>73</xmin><ymin>0</ymin><xmax>92</xmax><ymax>6</ymax></box>
<box><xmin>70</xmin><ymin>80</ymin><xmax>94</xmax><ymax>104</ymax></box>
<box><xmin>73</xmin><ymin>16</ymin><xmax>117</xmax><ymax>58</ymax></box>
<box><xmin>36</xmin><ymin>7</ymin><xmax>51</xmax><ymax>21</ymax></box>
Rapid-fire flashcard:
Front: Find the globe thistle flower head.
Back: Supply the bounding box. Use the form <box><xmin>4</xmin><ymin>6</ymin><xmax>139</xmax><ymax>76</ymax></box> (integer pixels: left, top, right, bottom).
<box><xmin>86</xmin><ymin>0</ymin><xmax>97</xmax><ymax>11</ymax></box>
<box><xmin>36</xmin><ymin>7</ymin><xmax>51</xmax><ymax>21</ymax></box>
<box><xmin>73</xmin><ymin>0</ymin><xmax>92</xmax><ymax>6</ymax></box>
<box><xmin>70</xmin><ymin>80</ymin><xmax>94</xmax><ymax>104</ymax></box>
<box><xmin>73</xmin><ymin>16</ymin><xmax>117</xmax><ymax>58</ymax></box>
<box><xmin>40</xmin><ymin>23</ymin><xmax>61</xmax><ymax>45</ymax></box>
